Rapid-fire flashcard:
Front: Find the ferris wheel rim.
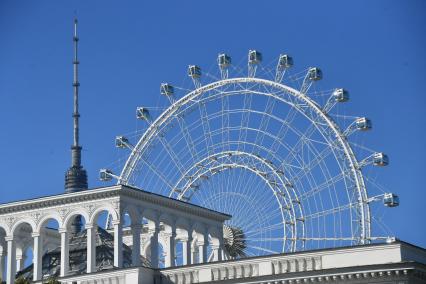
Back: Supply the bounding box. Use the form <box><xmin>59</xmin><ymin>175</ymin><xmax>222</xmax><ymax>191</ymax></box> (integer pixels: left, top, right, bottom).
<box><xmin>170</xmin><ymin>149</ymin><xmax>303</xmax><ymax>252</ymax></box>
<box><xmin>118</xmin><ymin>76</ymin><xmax>371</xmax><ymax>244</ymax></box>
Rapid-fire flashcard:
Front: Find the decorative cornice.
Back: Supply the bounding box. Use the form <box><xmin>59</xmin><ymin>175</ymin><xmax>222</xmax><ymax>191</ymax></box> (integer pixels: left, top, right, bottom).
<box><xmin>253</xmin><ymin>265</ymin><xmax>425</xmax><ymax>284</ymax></box>
<box><xmin>0</xmin><ymin>185</ymin><xmax>230</xmax><ymax>224</ymax></box>
<box><xmin>119</xmin><ymin>185</ymin><xmax>231</xmax><ymax>223</ymax></box>
<box><xmin>0</xmin><ymin>185</ymin><xmax>121</xmax><ymax>215</ymax></box>
<box><xmin>161</xmin><ymin>261</ymin><xmax>426</xmax><ymax>284</ymax></box>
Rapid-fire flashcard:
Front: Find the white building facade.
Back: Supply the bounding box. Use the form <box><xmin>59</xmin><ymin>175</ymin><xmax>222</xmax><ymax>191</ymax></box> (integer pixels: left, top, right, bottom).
<box><xmin>0</xmin><ymin>185</ymin><xmax>425</xmax><ymax>284</ymax></box>
<box><xmin>0</xmin><ymin>185</ymin><xmax>229</xmax><ymax>284</ymax></box>
<box><xmin>61</xmin><ymin>240</ymin><xmax>426</xmax><ymax>284</ymax></box>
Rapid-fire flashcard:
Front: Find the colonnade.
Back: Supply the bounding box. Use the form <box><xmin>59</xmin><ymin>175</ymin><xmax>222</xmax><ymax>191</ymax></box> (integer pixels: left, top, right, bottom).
<box><xmin>0</xmin><ymin>210</ymin><xmax>225</xmax><ymax>284</ymax></box>
<box><xmin>0</xmin><ymin>185</ymin><xmax>230</xmax><ymax>284</ymax></box>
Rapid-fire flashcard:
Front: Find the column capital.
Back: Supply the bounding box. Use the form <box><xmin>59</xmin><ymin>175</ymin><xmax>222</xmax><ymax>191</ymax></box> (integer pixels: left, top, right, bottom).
<box><xmin>4</xmin><ymin>236</ymin><xmax>13</xmax><ymax>242</ymax></box>
<box><xmin>163</xmin><ymin>231</ymin><xmax>177</xmax><ymax>238</ymax></box>
<box><xmin>85</xmin><ymin>224</ymin><xmax>95</xmax><ymax>230</ymax></box>
<box><xmin>58</xmin><ymin>228</ymin><xmax>68</xmax><ymax>234</ymax></box>
<box><xmin>31</xmin><ymin>232</ymin><xmax>41</xmax><ymax>238</ymax></box>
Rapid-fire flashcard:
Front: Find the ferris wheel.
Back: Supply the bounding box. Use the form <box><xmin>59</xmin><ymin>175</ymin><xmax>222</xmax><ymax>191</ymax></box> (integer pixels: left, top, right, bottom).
<box><xmin>100</xmin><ymin>51</ymin><xmax>399</xmax><ymax>258</ymax></box>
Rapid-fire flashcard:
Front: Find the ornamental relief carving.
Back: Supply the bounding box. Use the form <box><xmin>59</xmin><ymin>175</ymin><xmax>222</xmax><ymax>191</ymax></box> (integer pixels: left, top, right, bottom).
<box><xmin>6</xmin><ymin>216</ymin><xmax>15</xmax><ymax>230</ymax></box>
<box><xmin>110</xmin><ymin>200</ymin><xmax>120</xmax><ymax>211</ymax></box>
<box><xmin>59</xmin><ymin>208</ymin><xmax>70</xmax><ymax>221</ymax></box>
<box><xmin>30</xmin><ymin>212</ymin><xmax>44</xmax><ymax>226</ymax></box>
<box><xmin>84</xmin><ymin>204</ymin><xmax>96</xmax><ymax>216</ymax></box>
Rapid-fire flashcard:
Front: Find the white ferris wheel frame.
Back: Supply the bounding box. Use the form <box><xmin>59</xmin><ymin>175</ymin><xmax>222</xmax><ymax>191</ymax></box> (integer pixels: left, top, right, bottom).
<box><xmin>117</xmin><ymin>77</ymin><xmax>371</xmax><ymax>246</ymax></box>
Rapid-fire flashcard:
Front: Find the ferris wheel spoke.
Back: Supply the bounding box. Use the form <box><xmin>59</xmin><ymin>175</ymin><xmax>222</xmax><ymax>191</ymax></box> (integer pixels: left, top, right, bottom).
<box><xmin>221</xmin><ymin>91</ymin><xmax>230</xmax><ymax>152</ymax></box>
<box><xmin>253</xmin><ymin>86</ymin><xmax>277</xmax><ymax>149</ymax></box>
<box><xmin>139</xmin><ymin>156</ymin><xmax>174</xmax><ymax>190</ymax></box>
<box><xmin>236</xmin><ymin>206</ymin><xmax>282</xmax><ymax>233</ymax></box>
<box><xmin>304</xmin><ymin>202</ymin><xmax>357</xmax><ymax>221</ymax></box>
<box><xmin>237</xmin><ymin>93</ymin><xmax>253</xmax><ymax>152</ymax></box>
<box><xmin>175</xmin><ymin>116</ymin><xmax>199</xmax><ymax>163</ymax></box>
<box><xmin>267</xmin><ymin>99</ymin><xmax>306</xmax><ymax>161</ymax></box>
<box><xmin>299</xmin><ymin>170</ymin><xmax>348</xmax><ymax>201</ymax></box>
<box><xmin>198</xmin><ymin>102</ymin><xmax>214</xmax><ymax>155</ymax></box>
<box><xmin>288</xmin><ymin>143</ymin><xmax>339</xmax><ymax>186</ymax></box>
<box><xmin>244</xmin><ymin>220</ymin><xmax>287</xmax><ymax>236</ymax></box>
<box><xmin>280</xmin><ymin>112</ymin><xmax>334</xmax><ymax>171</ymax></box>
<box><xmin>156</xmin><ymin>136</ymin><xmax>186</xmax><ymax>176</ymax></box>
<box><xmin>248</xmin><ymin>245</ymin><xmax>279</xmax><ymax>255</ymax></box>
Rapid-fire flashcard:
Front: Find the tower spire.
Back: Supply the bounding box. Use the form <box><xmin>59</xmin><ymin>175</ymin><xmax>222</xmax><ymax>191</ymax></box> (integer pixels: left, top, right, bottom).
<box><xmin>65</xmin><ymin>18</ymin><xmax>88</xmax><ymax>194</ymax></box>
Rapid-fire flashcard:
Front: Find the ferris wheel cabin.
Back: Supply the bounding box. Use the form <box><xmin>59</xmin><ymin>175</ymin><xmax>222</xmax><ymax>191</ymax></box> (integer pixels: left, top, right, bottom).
<box><xmin>160</xmin><ymin>83</ymin><xmax>174</xmax><ymax>96</ymax></box>
<box><xmin>308</xmin><ymin>67</ymin><xmax>322</xmax><ymax>81</ymax></box>
<box><xmin>277</xmin><ymin>54</ymin><xmax>293</xmax><ymax>70</ymax></box>
<box><xmin>356</xmin><ymin>117</ymin><xmax>372</xmax><ymax>130</ymax></box>
<box><xmin>115</xmin><ymin>136</ymin><xmax>130</xmax><ymax>149</ymax></box>
<box><xmin>383</xmin><ymin>193</ymin><xmax>399</xmax><ymax>207</ymax></box>
<box><xmin>333</xmin><ymin>88</ymin><xmax>350</xmax><ymax>102</ymax></box>
<box><xmin>188</xmin><ymin>65</ymin><xmax>202</xmax><ymax>79</ymax></box>
<box><xmin>373</xmin><ymin>152</ymin><xmax>389</xmax><ymax>166</ymax></box>
<box><xmin>99</xmin><ymin>168</ymin><xmax>114</xmax><ymax>181</ymax></box>
<box><xmin>218</xmin><ymin>53</ymin><xmax>232</xmax><ymax>69</ymax></box>
<box><xmin>136</xmin><ymin>107</ymin><xmax>151</xmax><ymax>121</ymax></box>
<box><xmin>248</xmin><ymin>50</ymin><xmax>262</xmax><ymax>64</ymax></box>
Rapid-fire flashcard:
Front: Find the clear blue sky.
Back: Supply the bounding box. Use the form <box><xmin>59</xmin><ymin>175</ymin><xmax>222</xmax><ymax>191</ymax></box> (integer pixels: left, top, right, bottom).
<box><xmin>0</xmin><ymin>1</ymin><xmax>425</xmax><ymax>247</ymax></box>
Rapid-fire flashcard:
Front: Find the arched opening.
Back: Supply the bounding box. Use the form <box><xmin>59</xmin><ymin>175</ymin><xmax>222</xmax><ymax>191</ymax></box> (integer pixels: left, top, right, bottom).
<box><xmin>143</xmin><ymin>241</ymin><xmax>165</xmax><ymax>269</ymax></box>
<box><xmin>12</xmin><ymin>222</ymin><xmax>33</xmax><ymax>283</ymax></box>
<box><xmin>63</xmin><ymin>213</ymin><xmax>88</xmax><ymax>275</ymax></box>
<box><xmin>157</xmin><ymin>242</ymin><xmax>165</xmax><ymax>268</ymax></box>
<box><xmin>15</xmin><ymin>245</ymin><xmax>32</xmax><ymax>278</ymax></box>
<box><xmin>37</xmin><ymin>218</ymin><xmax>60</xmax><ymax>281</ymax></box>
<box><xmin>140</xmin><ymin>212</ymin><xmax>163</xmax><ymax>269</ymax></box>
<box><xmin>191</xmin><ymin>237</ymin><xmax>199</xmax><ymax>264</ymax></box>
<box><xmin>174</xmin><ymin>219</ymin><xmax>191</xmax><ymax>266</ymax></box>
<box><xmin>91</xmin><ymin>208</ymin><xmax>129</xmax><ymax>271</ymax></box>
<box><xmin>92</xmin><ymin>210</ymin><xmax>113</xmax><ymax>271</ymax></box>
<box><xmin>121</xmin><ymin>209</ymin><xmax>146</xmax><ymax>267</ymax></box>
<box><xmin>208</xmin><ymin>227</ymin><xmax>222</xmax><ymax>262</ymax></box>
<box><xmin>174</xmin><ymin>240</ymin><xmax>184</xmax><ymax>266</ymax></box>
<box><xmin>0</xmin><ymin>226</ymin><xmax>7</xmax><ymax>282</ymax></box>
<box><xmin>191</xmin><ymin>223</ymin><xmax>210</xmax><ymax>264</ymax></box>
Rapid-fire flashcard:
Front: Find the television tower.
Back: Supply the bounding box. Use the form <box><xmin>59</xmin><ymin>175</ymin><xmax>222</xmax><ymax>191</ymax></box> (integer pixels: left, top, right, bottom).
<box><xmin>65</xmin><ymin>18</ymin><xmax>88</xmax><ymax>232</ymax></box>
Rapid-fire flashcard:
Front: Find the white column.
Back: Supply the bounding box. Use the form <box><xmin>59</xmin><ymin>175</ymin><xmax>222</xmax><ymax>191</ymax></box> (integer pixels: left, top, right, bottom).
<box><xmin>191</xmin><ymin>240</ymin><xmax>197</xmax><ymax>264</ymax></box>
<box><xmin>150</xmin><ymin>226</ymin><xmax>159</xmax><ymax>268</ymax></box>
<box><xmin>5</xmin><ymin>236</ymin><xmax>16</xmax><ymax>284</ymax></box>
<box><xmin>16</xmin><ymin>254</ymin><xmax>24</xmax><ymax>272</ymax></box>
<box><xmin>198</xmin><ymin>232</ymin><xmax>208</xmax><ymax>263</ymax></box>
<box><xmin>0</xmin><ymin>251</ymin><xmax>4</xmax><ymax>280</ymax></box>
<box><xmin>217</xmin><ymin>227</ymin><xmax>224</xmax><ymax>262</ymax></box>
<box><xmin>212</xmin><ymin>227</ymin><xmax>224</xmax><ymax>262</ymax></box>
<box><xmin>131</xmin><ymin>224</ymin><xmax>142</xmax><ymax>267</ymax></box>
<box><xmin>59</xmin><ymin>228</ymin><xmax>69</xmax><ymax>277</ymax></box>
<box><xmin>32</xmin><ymin>232</ymin><xmax>43</xmax><ymax>282</ymax></box>
<box><xmin>182</xmin><ymin>231</ymin><xmax>193</xmax><ymax>265</ymax></box>
<box><xmin>113</xmin><ymin>220</ymin><xmax>123</xmax><ymax>268</ymax></box>
<box><xmin>86</xmin><ymin>224</ymin><xmax>96</xmax><ymax>273</ymax></box>
<box><xmin>211</xmin><ymin>246</ymin><xmax>221</xmax><ymax>261</ymax></box>
<box><xmin>164</xmin><ymin>229</ymin><xmax>176</xmax><ymax>268</ymax></box>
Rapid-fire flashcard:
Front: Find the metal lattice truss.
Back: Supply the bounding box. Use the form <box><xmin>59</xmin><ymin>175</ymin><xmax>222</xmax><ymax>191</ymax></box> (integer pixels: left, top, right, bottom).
<box><xmin>101</xmin><ymin>51</ymin><xmax>398</xmax><ymax>258</ymax></box>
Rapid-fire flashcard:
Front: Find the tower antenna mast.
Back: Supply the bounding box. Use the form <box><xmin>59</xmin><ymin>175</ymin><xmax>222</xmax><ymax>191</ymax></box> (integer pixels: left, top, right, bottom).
<box><xmin>65</xmin><ymin>18</ymin><xmax>88</xmax><ymax>194</ymax></box>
